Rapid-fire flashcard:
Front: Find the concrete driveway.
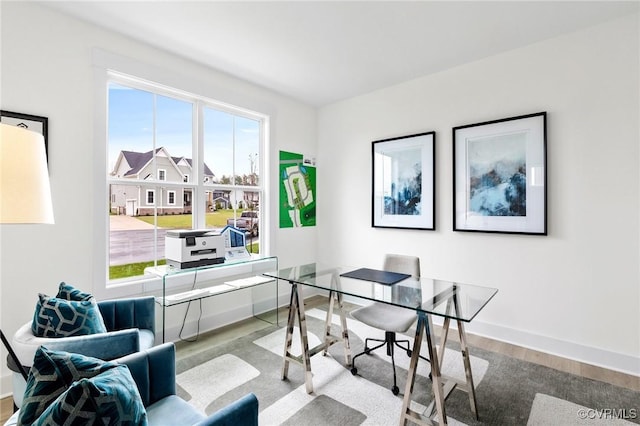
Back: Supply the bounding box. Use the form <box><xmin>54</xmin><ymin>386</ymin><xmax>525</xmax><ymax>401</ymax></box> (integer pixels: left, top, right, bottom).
<box><xmin>110</xmin><ymin>215</ymin><xmax>156</xmax><ymax>231</ymax></box>
<box><xmin>109</xmin><ymin>215</ymin><xmax>165</xmax><ymax>265</ymax></box>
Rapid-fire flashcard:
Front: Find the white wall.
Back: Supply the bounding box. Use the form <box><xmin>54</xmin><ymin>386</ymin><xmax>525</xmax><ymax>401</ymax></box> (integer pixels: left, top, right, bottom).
<box><xmin>1</xmin><ymin>1</ymin><xmax>638</xmax><ymax>402</ymax></box>
<box><xmin>317</xmin><ymin>14</ymin><xmax>639</xmax><ymax>375</ymax></box>
<box><xmin>0</xmin><ymin>2</ymin><xmax>317</xmax><ymax>396</ymax></box>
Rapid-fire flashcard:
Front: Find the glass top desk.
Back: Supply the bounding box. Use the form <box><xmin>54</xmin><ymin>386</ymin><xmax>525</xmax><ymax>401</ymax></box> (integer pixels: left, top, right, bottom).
<box><xmin>264</xmin><ymin>263</ymin><xmax>498</xmax><ymax>426</ymax></box>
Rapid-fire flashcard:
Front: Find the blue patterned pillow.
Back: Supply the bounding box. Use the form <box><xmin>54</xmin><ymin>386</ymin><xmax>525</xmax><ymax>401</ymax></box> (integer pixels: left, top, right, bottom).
<box><xmin>56</xmin><ymin>282</ymin><xmax>94</xmax><ymax>301</ymax></box>
<box><xmin>18</xmin><ymin>347</ymin><xmax>119</xmax><ymax>425</ymax></box>
<box><xmin>31</xmin><ymin>294</ymin><xmax>107</xmax><ymax>337</ymax></box>
<box><xmin>33</xmin><ymin>365</ymin><xmax>147</xmax><ymax>426</ymax></box>
<box><xmin>31</xmin><ymin>283</ymin><xmax>96</xmax><ymax>336</ymax></box>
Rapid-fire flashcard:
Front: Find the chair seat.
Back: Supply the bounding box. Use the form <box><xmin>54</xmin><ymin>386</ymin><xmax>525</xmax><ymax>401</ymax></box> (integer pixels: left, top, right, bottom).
<box><xmin>145</xmin><ymin>395</ymin><xmax>206</xmax><ymax>425</ymax></box>
<box><xmin>351</xmin><ymin>302</ymin><xmax>416</xmax><ymax>332</ymax></box>
<box><xmin>139</xmin><ymin>329</ymin><xmax>155</xmax><ymax>351</ymax></box>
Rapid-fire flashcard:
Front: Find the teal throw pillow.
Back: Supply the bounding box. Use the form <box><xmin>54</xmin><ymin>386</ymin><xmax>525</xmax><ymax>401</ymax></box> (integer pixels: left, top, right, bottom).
<box><xmin>56</xmin><ymin>282</ymin><xmax>94</xmax><ymax>301</ymax></box>
<box><xmin>32</xmin><ymin>294</ymin><xmax>107</xmax><ymax>338</ymax></box>
<box><xmin>33</xmin><ymin>365</ymin><xmax>147</xmax><ymax>426</ymax></box>
<box><xmin>31</xmin><ymin>283</ymin><xmax>96</xmax><ymax>336</ymax></box>
<box><xmin>18</xmin><ymin>347</ymin><xmax>119</xmax><ymax>426</ymax></box>
<box><xmin>31</xmin><ymin>298</ymin><xmax>48</xmax><ymax>337</ymax></box>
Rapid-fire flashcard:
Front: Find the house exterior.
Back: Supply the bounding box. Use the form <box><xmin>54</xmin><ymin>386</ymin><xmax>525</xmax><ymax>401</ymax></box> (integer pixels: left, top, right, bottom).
<box><xmin>109</xmin><ymin>147</ymin><xmax>224</xmax><ymax>216</ymax></box>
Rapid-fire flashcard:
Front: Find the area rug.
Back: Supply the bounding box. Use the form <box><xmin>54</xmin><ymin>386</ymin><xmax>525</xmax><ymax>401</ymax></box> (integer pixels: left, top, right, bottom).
<box><xmin>175</xmin><ymin>308</ymin><xmax>639</xmax><ymax>425</ymax></box>
<box><xmin>527</xmin><ymin>393</ymin><xmax>636</xmax><ymax>426</ymax></box>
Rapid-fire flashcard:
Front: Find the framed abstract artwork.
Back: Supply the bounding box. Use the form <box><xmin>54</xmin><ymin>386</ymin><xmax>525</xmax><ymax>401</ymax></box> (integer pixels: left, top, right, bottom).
<box><xmin>372</xmin><ymin>131</ymin><xmax>435</xmax><ymax>230</ymax></box>
<box><xmin>453</xmin><ymin>112</ymin><xmax>547</xmax><ymax>235</ymax></box>
<box><xmin>0</xmin><ymin>110</ymin><xmax>49</xmax><ymax>161</ymax></box>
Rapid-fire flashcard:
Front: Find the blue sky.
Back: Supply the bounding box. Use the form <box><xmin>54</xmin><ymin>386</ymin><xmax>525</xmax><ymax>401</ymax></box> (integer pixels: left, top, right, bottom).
<box><xmin>108</xmin><ymin>83</ymin><xmax>260</xmax><ymax>178</ymax></box>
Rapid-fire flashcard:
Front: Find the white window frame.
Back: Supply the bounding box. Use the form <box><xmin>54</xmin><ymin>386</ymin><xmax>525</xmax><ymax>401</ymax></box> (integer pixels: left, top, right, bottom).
<box><xmin>183</xmin><ymin>174</ymin><xmax>190</xmax><ymax>182</ymax></box>
<box><xmin>168</xmin><ymin>190</ymin><xmax>176</xmax><ymax>205</ymax></box>
<box><xmin>92</xmin><ymin>51</ymin><xmax>274</xmax><ymax>300</ymax></box>
<box><xmin>146</xmin><ymin>189</ymin><xmax>155</xmax><ymax>205</ymax></box>
<box><xmin>158</xmin><ymin>169</ymin><xmax>167</xmax><ymax>181</ymax></box>
<box><xmin>92</xmin><ymin>66</ymin><xmax>271</xmax><ymax>299</ymax></box>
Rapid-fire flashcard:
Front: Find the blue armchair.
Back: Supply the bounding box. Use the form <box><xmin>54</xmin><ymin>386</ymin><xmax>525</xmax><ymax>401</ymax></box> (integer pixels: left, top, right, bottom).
<box><xmin>117</xmin><ymin>343</ymin><xmax>259</xmax><ymax>425</ymax></box>
<box><xmin>4</xmin><ymin>343</ymin><xmax>258</xmax><ymax>426</ymax></box>
<box><xmin>8</xmin><ymin>296</ymin><xmax>156</xmax><ymax>408</ymax></box>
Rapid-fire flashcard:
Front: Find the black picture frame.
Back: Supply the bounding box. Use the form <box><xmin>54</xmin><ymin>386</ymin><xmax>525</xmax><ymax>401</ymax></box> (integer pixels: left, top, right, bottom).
<box><xmin>453</xmin><ymin>112</ymin><xmax>547</xmax><ymax>235</ymax></box>
<box><xmin>372</xmin><ymin>131</ymin><xmax>435</xmax><ymax>230</ymax></box>
<box><xmin>0</xmin><ymin>110</ymin><xmax>49</xmax><ymax>162</ymax></box>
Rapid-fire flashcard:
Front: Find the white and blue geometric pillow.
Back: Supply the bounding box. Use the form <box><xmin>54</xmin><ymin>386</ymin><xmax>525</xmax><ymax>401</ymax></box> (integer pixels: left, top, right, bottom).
<box><xmin>33</xmin><ymin>365</ymin><xmax>148</xmax><ymax>426</ymax></box>
<box><xmin>18</xmin><ymin>347</ymin><xmax>121</xmax><ymax>425</ymax></box>
<box><xmin>31</xmin><ymin>283</ymin><xmax>104</xmax><ymax>337</ymax></box>
<box><xmin>56</xmin><ymin>282</ymin><xmax>94</xmax><ymax>301</ymax></box>
<box><xmin>31</xmin><ymin>294</ymin><xmax>107</xmax><ymax>338</ymax></box>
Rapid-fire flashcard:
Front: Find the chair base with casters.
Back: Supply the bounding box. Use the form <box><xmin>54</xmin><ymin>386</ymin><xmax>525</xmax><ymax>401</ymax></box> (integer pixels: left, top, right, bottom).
<box><xmin>351</xmin><ymin>329</ymin><xmax>413</xmax><ymax>395</ymax></box>
<box><xmin>350</xmin><ymin>302</ymin><xmax>420</xmax><ymax>395</ymax></box>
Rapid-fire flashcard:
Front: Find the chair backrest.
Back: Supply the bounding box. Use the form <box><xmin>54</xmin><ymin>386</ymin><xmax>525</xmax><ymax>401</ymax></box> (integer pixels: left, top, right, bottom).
<box><xmin>116</xmin><ymin>342</ymin><xmax>177</xmax><ymax>407</ymax></box>
<box><xmin>98</xmin><ymin>296</ymin><xmax>155</xmax><ymax>333</ymax></box>
<box><xmin>383</xmin><ymin>254</ymin><xmax>420</xmax><ymax>278</ymax></box>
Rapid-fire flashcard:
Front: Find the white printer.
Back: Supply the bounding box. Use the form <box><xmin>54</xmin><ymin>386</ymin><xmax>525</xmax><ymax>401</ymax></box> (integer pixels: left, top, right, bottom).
<box><xmin>165</xmin><ymin>229</ymin><xmax>225</xmax><ymax>269</ymax></box>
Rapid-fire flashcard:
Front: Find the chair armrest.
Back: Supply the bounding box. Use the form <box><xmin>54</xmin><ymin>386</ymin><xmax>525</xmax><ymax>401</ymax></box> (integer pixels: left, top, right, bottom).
<box><xmin>194</xmin><ymin>393</ymin><xmax>258</xmax><ymax>426</ymax></box>
<box><xmin>12</xmin><ymin>322</ymin><xmax>140</xmax><ymax>368</ymax></box>
<box><xmin>98</xmin><ymin>296</ymin><xmax>155</xmax><ymax>334</ymax></box>
<box><xmin>41</xmin><ymin>329</ymin><xmax>141</xmax><ymax>361</ymax></box>
<box><xmin>116</xmin><ymin>342</ymin><xmax>176</xmax><ymax>407</ymax></box>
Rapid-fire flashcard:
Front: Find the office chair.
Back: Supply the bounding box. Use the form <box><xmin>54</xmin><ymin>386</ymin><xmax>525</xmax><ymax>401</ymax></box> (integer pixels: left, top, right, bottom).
<box><xmin>350</xmin><ymin>254</ymin><xmax>422</xmax><ymax>395</ymax></box>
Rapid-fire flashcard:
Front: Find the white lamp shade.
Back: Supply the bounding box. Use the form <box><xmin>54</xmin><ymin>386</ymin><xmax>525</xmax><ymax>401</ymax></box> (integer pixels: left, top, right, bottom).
<box><xmin>0</xmin><ymin>123</ymin><xmax>54</xmax><ymax>224</ymax></box>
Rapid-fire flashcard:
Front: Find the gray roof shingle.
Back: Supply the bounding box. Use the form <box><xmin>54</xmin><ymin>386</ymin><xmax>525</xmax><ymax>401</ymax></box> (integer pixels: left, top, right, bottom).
<box><xmin>120</xmin><ymin>148</ymin><xmax>214</xmax><ymax>178</ymax></box>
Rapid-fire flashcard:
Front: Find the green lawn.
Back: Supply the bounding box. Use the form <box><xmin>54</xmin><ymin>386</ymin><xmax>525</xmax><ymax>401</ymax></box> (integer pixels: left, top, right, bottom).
<box><xmin>135</xmin><ymin>209</ymin><xmax>240</xmax><ymax>228</ymax></box>
<box><xmin>110</xmin><ymin>260</ymin><xmax>166</xmax><ymax>280</ymax></box>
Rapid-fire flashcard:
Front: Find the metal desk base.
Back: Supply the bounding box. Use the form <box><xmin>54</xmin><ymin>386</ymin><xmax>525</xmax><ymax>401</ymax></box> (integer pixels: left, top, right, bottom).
<box><xmin>280</xmin><ymin>281</ymin><xmax>479</xmax><ymax>425</ymax></box>
<box><xmin>400</xmin><ymin>312</ymin><xmax>478</xmax><ymax>426</ymax></box>
<box><xmin>281</xmin><ymin>281</ymin><xmax>352</xmax><ymax>394</ymax></box>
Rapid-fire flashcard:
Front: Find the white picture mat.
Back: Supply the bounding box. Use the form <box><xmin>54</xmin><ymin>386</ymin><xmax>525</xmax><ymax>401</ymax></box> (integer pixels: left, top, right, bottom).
<box><xmin>373</xmin><ymin>133</ymin><xmax>434</xmax><ymax>229</ymax></box>
<box><xmin>454</xmin><ymin>114</ymin><xmax>545</xmax><ymax>233</ymax></box>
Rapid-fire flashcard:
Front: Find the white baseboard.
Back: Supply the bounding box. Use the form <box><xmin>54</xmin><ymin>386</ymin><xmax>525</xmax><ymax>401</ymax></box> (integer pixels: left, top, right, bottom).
<box><xmin>462</xmin><ymin>319</ymin><xmax>640</xmax><ymax>377</ymax></box>
<box><xmin>341</xmin><ymin>294</ymin><xmax>639</xmax><ymax>377</ymax></box>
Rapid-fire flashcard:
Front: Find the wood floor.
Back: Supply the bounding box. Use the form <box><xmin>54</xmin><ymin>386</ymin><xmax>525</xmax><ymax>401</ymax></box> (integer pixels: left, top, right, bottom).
<box><xmin>1</xmin><ymin>297</ymin><xmax>638</xmax><ymax>423</ymax></box>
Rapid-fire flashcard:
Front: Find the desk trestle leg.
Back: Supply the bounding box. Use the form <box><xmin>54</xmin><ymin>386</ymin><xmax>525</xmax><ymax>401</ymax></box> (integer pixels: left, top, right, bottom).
<box><xmin>325</xmin><ymin>289</ymin><xmax>352</xmax><ymax>367</ymax></box>
<box><xmin>282</xmin><ymin>281</ymin><xmax>354</xmax><ymax>395</ymax></box>
<box><xmin>400</xmin><ymin>312</ymin><xmax>480</xmax><ymax>425</ymax></box>
<box><xmin>281</xmin><ymin>282</ymin><xmax>314</xmax><ymax>393</ymax></box>
<box><xmin>401</xmin><ymin>313</ymin><xmax>448</xmax><ymax>426</ymax></box>
<box><xmin>281</xmin><ymin>287</ymin><xmax>296</xmax><ymax>381</ymax></box>
<box><xmin>457</xmin><ymin>319</ymin><xmax>478</xmax><ymax>419</ymax></box>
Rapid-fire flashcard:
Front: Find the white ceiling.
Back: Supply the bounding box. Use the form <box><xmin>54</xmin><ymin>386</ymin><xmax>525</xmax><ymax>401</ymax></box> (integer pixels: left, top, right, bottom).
<box><xmin>42</xmin><ymin>1</ymin><xmax>638</xmax><ymax>107</ymax></box>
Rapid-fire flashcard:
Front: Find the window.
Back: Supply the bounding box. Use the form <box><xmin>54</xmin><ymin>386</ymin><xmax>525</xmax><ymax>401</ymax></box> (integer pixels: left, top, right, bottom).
<box><xmin>107</xmin><ymin>74</ymin><xmax>266</xmax><ymax>283</ymax></box>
